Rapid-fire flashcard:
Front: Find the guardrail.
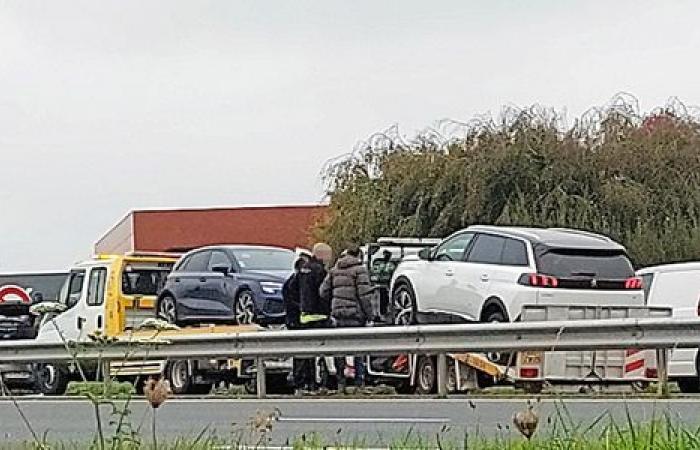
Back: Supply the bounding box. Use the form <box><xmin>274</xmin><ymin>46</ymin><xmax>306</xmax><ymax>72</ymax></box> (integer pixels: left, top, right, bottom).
<box><xmin>1</xmin><ymin>317</ymin><xmax>699</xmax><ymax>397</ymax></box>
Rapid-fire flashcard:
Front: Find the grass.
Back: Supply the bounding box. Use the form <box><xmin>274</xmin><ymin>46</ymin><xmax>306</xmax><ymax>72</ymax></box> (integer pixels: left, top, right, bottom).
<box><xmin>5</xmin><ymin>413</ymin><xmax>700</xmax><ymax>449</ymax></box>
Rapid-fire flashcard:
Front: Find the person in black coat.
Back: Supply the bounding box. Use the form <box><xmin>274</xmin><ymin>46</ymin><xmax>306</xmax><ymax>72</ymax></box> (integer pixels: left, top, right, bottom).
<box><xmin>294</xmin><ymin>243</ymin><xmax>333</xmax><ymax>393</ymax></box>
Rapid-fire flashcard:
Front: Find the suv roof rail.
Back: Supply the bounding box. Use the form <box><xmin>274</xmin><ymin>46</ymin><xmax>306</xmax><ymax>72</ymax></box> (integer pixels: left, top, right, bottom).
<box><xmin>375</xmin><ymin>237</ymin><xmax>441</xmax><ymax>246</ymax></box>
<box><xmin>546</xmin><ymin>228</ymin><xmax>613</xmax><ymax>242</ymax></box>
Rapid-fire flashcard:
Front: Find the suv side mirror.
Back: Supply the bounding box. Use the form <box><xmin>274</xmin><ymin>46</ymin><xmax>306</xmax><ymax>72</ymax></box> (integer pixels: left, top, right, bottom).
<box><xmin>211</xmin><ymin>265</ymin><xmax>231</xmax><ymax>275</ymax></box>
<box><xmin>418</xmin><ymin>248</ymin><xmax>433</xmax><ymax>261</ymax></box>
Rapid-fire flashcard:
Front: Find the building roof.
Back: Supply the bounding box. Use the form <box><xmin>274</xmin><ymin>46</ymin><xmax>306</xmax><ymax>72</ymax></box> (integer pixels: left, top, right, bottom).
<box><xmin>95</xmin><ymin>204</ymin><xmax>328</xmax><ymax>254</ymax></box>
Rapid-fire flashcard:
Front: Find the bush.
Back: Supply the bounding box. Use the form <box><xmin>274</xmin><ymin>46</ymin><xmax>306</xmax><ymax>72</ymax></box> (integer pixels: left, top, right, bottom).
<box><xmin>315</xmin><ymin>94</ymin><xmax>700</xmax><ymax>268</ymax></box>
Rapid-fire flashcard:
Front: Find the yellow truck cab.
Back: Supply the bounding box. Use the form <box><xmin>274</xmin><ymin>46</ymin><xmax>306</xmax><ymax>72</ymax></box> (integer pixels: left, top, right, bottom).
<box><xmin>36</xmin><ymin>253</ymin><xmax>176</xmax><ymax>343</ymax></box>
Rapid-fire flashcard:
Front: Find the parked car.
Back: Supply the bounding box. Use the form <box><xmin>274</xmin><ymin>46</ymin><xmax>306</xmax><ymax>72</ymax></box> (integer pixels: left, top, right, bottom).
<box><xmin>390</xmin><ymin>225</ymin><xmax>644</xmax><ymax>326</ymax></box>
<box><xmin>157</xmin><ymin>245</ymin><xmax>295</xmax><ymax>326</ymax></box>
<box><xmin>637</xmin><ymin>262</ymin><xmax>700</xmax><ymax>393</ymax></box>
<box><xmin>0</xmin><ymin>285</ymin><xmax>41</xmax><ymax>390</ymax></box>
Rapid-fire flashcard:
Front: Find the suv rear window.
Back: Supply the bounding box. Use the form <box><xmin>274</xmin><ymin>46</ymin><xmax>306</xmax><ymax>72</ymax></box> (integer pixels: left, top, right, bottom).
<box><xmin>536</xmin><ymin>248</ymin><xmax>634</xmax><ymax>279</ymax></box>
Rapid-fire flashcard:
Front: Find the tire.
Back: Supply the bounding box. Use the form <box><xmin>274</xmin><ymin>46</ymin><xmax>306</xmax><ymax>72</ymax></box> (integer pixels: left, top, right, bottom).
<box><xmin>35</xmin><ymin>363</ymin><xmax>69</xmax><ymax>395</ymax></box>
<box><xmin>235</xmin><ymin>289</ymin><xmax>256</xmax><ymax>325</ymax></box>
<box><xmin>392</xmin><ymin>283</ymin><xmax>417</xmax><ymax>325</ymax></box>
<box><xmin>481</xmin><ymin>308</ymin><xmax>510</xmax><ymax>366</ymax></box>
<box><xmin>167</xmin><ymin>360</ymin><xmax>192</xmax><ymax>395</ymax></box>
<box><xmin>158</xmin><ymin>295</ymin><xmax>179</xmax><ymax>325</ymax></box>
<box><xmin>415</xmin><ymin>356</ymin><xmax>436</xmax><ymax>395</ymax></box>
<box><xmin>677</xmin><ymin>377</ymin><xmax>700</xmax><ymax>394</ymax></box>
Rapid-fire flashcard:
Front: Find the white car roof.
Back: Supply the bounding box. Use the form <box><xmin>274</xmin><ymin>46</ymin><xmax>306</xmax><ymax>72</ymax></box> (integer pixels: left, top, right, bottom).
<box><xmin>637</xmin><ymin>261</ymin><xmax>700</xmax><ymax>275</ymax></box>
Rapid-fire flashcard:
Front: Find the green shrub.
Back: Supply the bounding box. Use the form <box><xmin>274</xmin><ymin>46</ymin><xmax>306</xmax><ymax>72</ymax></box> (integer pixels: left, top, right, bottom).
<box><xmin>66</xmin><ymin>381</ymin><xmax>135</xmax><ymax>399</ymax></box>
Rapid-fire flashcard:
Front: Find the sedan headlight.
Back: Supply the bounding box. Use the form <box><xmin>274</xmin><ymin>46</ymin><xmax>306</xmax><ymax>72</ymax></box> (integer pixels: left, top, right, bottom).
<box><xmin>260</xmin><ymin>282</ymin><xmax>283</xmax><ymax>295</ymax></box>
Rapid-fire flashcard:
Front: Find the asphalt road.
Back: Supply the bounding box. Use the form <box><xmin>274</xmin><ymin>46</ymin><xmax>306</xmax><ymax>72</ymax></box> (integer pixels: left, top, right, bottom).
<box><xmin>2</xmin><ymin>397</ymin><xmax>700</xmax><ymax>445</ymax></box>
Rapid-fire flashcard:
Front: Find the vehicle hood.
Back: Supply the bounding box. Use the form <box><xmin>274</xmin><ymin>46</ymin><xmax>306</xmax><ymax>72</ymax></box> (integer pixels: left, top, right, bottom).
<box><xmin>240</xmin><ymin>270</ymin><xmax>291</xmax><ymax>283</ymax></box>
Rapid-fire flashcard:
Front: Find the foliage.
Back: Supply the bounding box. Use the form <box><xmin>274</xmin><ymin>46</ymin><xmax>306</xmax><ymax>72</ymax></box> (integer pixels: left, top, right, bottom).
<box><xmin>65</xmin><ymin>381</ymin><xmax>135</xmax><ymax>399</ymax></box>
<box><xmin>316</xmin><ymin>94</ymin><xmax>700</xmax><ymax>267</ymax></box>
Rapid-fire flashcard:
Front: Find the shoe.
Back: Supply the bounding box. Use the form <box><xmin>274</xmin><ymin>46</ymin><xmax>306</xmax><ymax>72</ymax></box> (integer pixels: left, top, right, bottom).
<box><xmin>294</xmin><ymin>389</ymin><xmax>303</xmax><ymax>397</ymax></box>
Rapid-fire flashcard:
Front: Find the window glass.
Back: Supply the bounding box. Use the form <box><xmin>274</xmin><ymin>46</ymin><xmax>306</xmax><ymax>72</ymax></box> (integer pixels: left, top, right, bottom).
<box><xmin>434</xmin><ymin>233</ymin><xmax>474</xmax><ymax>262</ymax></box>
<box><xmin>536</xmin><ymin>249</ymin><xmax>634</xmax><ymax>278</ymax></box>
<box><xmin>59</xmin><ymin>271</ymin><xmax>85</xmax><ymax>309</ymax></box>
<box><xmin>467</xmin><ymin>234</ymin><xmax>507</xmax><ymax>264</ymax></box>
<box><xmin>175</xmin><ymin>255</ymin><xmax>190</xmax><ymax>271</ymax></box>
<box><xmin>501</xmin><ymin>238</ymin><xmax>529</xmax><ymax>266</ymax></box>
<box><xmin>640</xmin><ymin>273</ymin><xmax>654</xmax><ymax>302</ymax></box>
<box><xmin>87</xmin><ymin>268</ymin><xmax>107</xmax><ymax>306</ymax></box>
<box><xmin>122</xmin><ymin>269</ymin><xmax>169</xmax><ymax>296</ymax></box>
<box><xmin>182</xmin><ymin>251</ymin><xmax>210</xmax><ymax>272</ymax></box>
<box><xmin>230</xmin><ymin>249</ymin><xmax>295</xmax><ymax>271</ymax></box>
<box><xmin>208</xmin><ymin>251</ymin><xmax>232</xmax><ymax>271</ymax></box>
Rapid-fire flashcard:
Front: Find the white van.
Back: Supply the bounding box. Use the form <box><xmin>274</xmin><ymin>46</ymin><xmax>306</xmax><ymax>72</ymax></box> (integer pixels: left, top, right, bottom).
<box><xmin>637</xmin><ymin>262</ymin><xmax>700</xmax><ymax>393</ymax></box>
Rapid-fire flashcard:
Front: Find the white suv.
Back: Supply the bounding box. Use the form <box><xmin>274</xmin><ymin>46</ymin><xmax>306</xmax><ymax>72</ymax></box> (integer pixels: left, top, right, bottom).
<box><xmin>390</xmin><ymin>225</ymin><xmax>644</xmax><ymax>325</ymax></box>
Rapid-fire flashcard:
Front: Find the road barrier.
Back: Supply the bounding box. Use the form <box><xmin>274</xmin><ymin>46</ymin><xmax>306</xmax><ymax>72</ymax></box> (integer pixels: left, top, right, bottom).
<box><xmin>1</xmin><ymin>317</ymin><xmax>699</xmax><ymax>397</ymax></box>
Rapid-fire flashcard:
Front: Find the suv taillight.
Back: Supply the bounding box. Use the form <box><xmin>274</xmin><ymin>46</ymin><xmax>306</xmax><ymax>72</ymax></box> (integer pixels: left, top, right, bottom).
<box><xmin>518</xmin><ymin>273</ymin><xmax>559</xmax><ymax>288</ymax></box>
<box><xmin>624</xmin><ymin>277</ymin><xmax>643</xmax><ymax>290</ymax></box>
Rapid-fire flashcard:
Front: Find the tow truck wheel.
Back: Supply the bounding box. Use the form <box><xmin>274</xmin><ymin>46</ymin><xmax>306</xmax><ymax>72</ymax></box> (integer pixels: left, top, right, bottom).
<box><xmin>235</xmin><ymin>290</ymin><xmax>256</xmax><ymax>325</ymax></box>
<box><xmin>35</xmin><ymin>363</ymin><xmax>69</xmax><ymax>395</ymax></box>
<box><xmin>392</xmin><ymin>283</ymin><xmax>417</xmax><ymax>325</ymax></box>
<box><xmin>158</xmin><ymin>295</ymin><xmax>179</xmax><ymax>325</ymax></box>
<box><xmin>167</xmin><ymin>360</ymin><xmax>192</xmax><ymax>395</ymax></box>
<box><xmin>415</xmin><ymin>356</ymin><xmax>436</xmax><ymax>395</ymax></box>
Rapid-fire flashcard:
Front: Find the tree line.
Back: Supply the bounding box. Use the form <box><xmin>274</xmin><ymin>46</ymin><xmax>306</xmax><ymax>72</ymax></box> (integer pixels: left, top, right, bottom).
<box><xmin>314</xmin><ymin>94</ymin><xmax>700</xmax><ymax>268</ymax></box>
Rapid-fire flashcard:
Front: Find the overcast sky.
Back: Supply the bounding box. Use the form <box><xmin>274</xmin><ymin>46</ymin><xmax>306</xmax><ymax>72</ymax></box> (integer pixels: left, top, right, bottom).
<box><xmin>1</xmin><ymin>0</ymin><xmax>699</xmax><ymax>270</ymax></box>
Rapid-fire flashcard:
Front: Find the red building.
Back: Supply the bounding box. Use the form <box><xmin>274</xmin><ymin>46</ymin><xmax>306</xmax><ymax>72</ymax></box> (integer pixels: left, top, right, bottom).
<box><xmin>95</xmin><ymin>204</ymin><xmax>328</xmax><ymax>255</ymax></box>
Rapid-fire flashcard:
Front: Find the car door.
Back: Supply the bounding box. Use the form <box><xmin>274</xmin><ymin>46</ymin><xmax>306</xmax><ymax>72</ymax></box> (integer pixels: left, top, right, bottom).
<box><xmin>84</xmin><ymin>266</ymin><xmax>108</xmax><ymax>335</ymax></box>
<box><xmin>176</xmin><ymin>250</ymin><xmax>212</xmax><ymax>315</ymax></box>
<box><xmin>204</xmin><ymin>250</ymin><xmax>237</xmax><ymax>316</ymax></box>
<box><xmin>415</xmin><ymin>232</ymin><xmax>475</xmax><ymax>315</ymax></box>
<box><xmin>41</xmin><ymin>266</ymin><xmax>108</xmax><ymax>341</ymax></box>
<box><xmin>458</xmin><ymin>234</ymin><xmax>508</xmax><ymax>320</ymax></box>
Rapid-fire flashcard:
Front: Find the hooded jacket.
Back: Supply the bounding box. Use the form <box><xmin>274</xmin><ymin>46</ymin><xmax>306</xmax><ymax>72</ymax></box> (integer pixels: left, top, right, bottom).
<box><xmin>299</xmin><ymin>256</ymin><xmax>329</xmax><ymax>319</ymax></box>
<box><xmin>320</xmin><ymin>255</ymin><xmax>374</xmax><ymax>327</ymax></box>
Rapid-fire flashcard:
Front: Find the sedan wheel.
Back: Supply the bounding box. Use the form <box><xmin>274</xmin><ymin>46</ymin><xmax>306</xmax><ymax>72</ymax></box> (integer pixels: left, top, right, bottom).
<box><xmin>235</xmin><ymin>290</ymin><xmax>256</xmax><ymax>325</ymax></box>
<box><xmin>158</xmin><ymin>296</ymin><xmax>178</xmax><ymax>324</ymax></box>
<box><xmin>392</xmin><ymin>285</ymin><xmax>416</xmax><ymax>325</ymax></box>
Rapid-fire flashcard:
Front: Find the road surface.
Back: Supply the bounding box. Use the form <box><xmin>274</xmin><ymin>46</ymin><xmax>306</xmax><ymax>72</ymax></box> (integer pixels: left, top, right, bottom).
<box><xmin>1</xmin><ymin>397</ymin><xmax>699</xmax><ymax>445</ymax></box>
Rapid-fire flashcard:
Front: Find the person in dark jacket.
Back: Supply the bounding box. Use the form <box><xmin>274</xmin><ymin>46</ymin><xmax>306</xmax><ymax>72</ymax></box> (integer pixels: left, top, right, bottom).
<box><xmin>295</xmin><ymin>243</ymin><xmax>333</xmax><ymax>393</ymax></box>
<box><xmin>283</xmin><ymin>254</ymin><xmax>308</xmax><ymax>392</ymax></box>
<box><xmin>320</xmin><ymin>246</ymin><xmax>374</xmax><ymax>388</ymax></box>
<box><xmin>282</xmin><ymin>255</ymin><xmax>307</xmax><ymax>329</ymax></box>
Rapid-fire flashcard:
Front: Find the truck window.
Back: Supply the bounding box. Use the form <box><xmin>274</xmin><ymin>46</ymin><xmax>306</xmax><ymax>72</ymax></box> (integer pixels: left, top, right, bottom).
<box><xmin>87</xmin><ymin>268</ymin><xmax>107</xmax><ymax>306</ymax></box>
<box><xmin>122</xmin><ymin>269</ymin><xmax>169</xmax><ymax>296</ymax></box>
<box><xmin>60</xmin><ymin>271</ymin><xmax>86</xmax><ymax>309</ymax></box>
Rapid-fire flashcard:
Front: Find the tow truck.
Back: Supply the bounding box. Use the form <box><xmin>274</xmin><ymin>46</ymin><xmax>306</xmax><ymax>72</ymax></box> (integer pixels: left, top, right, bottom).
<box><xmin>32</xmin><ymin>254</ymin><xmax>266</xmax><ymax>395</ymax></box>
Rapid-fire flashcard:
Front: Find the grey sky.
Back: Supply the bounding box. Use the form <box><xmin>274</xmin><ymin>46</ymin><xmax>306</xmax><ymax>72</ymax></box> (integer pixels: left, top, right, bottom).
<box><xmin>1</xmin><ymin>0</ymin><xmax>699</xmax><ymax>270</ymax></box>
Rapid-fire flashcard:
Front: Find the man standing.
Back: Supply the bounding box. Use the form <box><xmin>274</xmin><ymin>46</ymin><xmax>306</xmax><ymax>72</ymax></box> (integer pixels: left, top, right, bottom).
<box><xmin>295</xmin><ymin>243</ymin><xmax>333</xmax><ymax>393</ymax></box>
<box><xmin>320</xmin><ymin>246</ymin><xmax>374</xmax><ymax>388</ymax></box>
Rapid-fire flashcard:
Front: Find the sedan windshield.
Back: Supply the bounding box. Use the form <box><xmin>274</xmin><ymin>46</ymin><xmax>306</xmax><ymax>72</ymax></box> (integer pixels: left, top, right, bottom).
<box><xmin>231</xmin><ymin>249</ymin><xmax>295</xmax><ymax>271</ymax></box>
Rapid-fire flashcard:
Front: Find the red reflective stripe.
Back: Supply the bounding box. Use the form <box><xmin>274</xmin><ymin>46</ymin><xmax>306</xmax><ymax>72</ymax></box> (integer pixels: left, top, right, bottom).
<box><xmin>0</xmin><ymin>285</ymin><xmax>31</xmax><ymax>303</ymax></box>
<box><xmin>626</xmin><ymin>349</ymin><xmax>641</xmax><ymax>357</ymax></box>
<box><xmin>625</xmin><ymin>359</ymin><xmax>644</xmax><ymax>373</ymax></box>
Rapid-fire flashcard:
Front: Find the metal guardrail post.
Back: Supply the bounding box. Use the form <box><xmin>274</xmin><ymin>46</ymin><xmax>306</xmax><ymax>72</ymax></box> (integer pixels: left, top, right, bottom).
<box><xmin>437</xmin><ymin>353</ymin><xmax>448</xmax><ymax>397</ymax></box>
<box><xmin>256</xmin><ymin>357</ymin><xmax>266</xmax><ymax>399</ymax></box>
<box><xmin>656</xmin><ymin>348</ymin><xmax>669</xmax><ymax>397</ymax></box>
